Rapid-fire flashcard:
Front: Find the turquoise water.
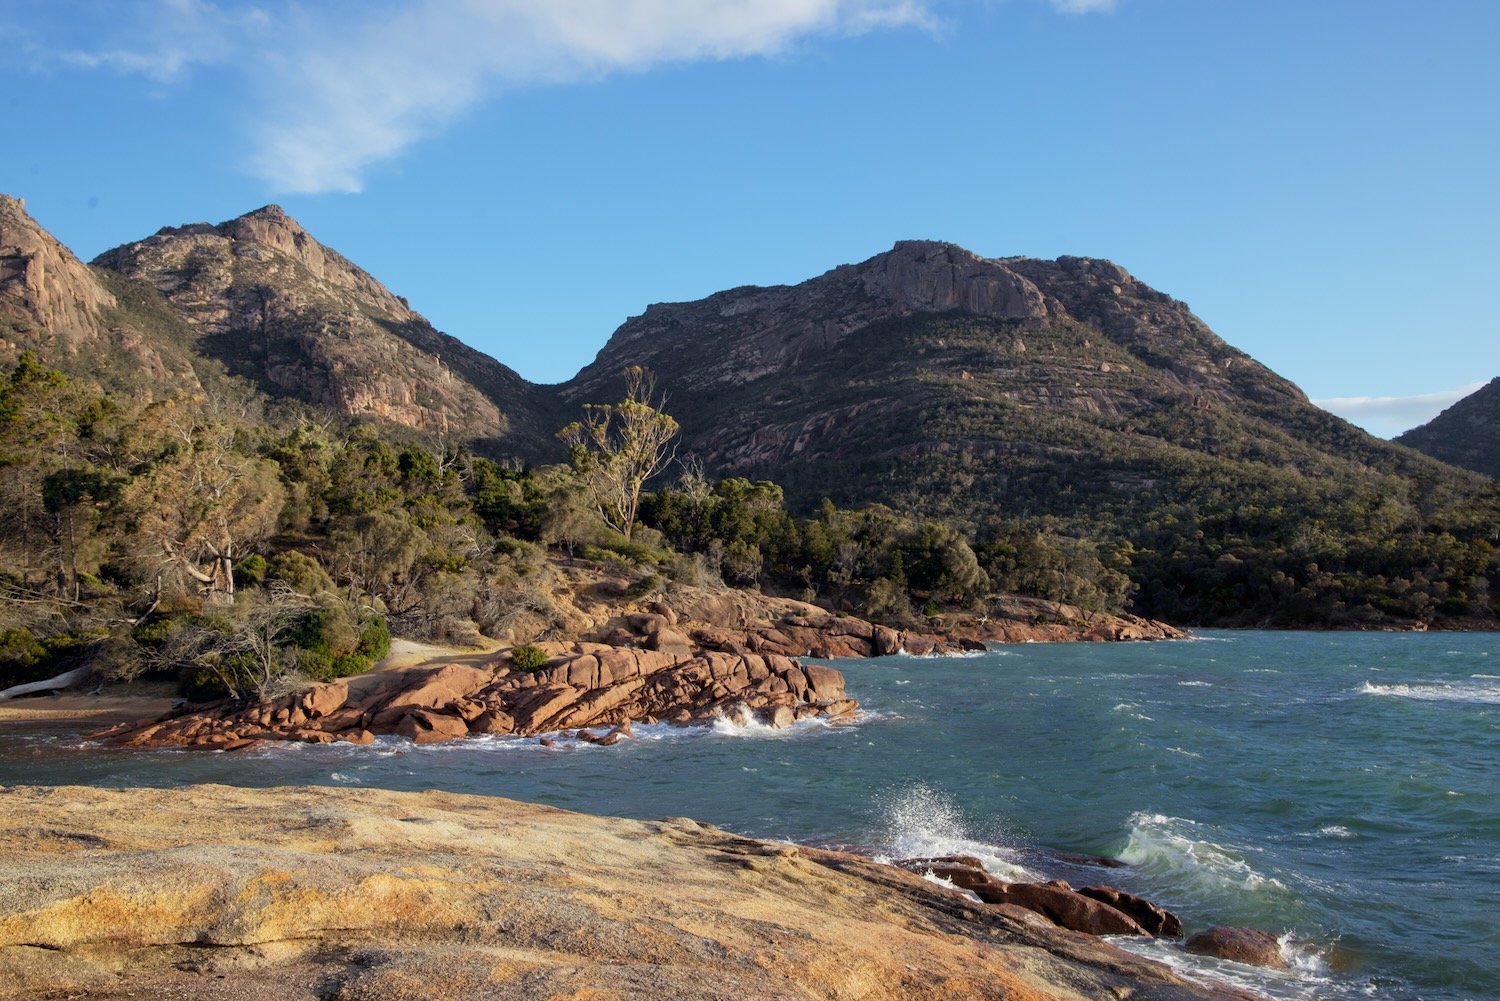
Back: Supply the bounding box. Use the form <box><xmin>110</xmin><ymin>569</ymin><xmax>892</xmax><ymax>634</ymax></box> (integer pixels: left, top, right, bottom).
<box><xmin>3</xmin><ymin>630</ymin><xmax>1497</xmax><ymax>1000</ymax></box>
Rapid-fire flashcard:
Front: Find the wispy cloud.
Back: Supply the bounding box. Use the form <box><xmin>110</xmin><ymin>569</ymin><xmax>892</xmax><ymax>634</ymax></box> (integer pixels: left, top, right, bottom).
<box><xmin>7</xmin><ymin>0</ymin><xmax>940</xmax><ymax>194</ymax></box>
<box><xmin>1049</xmin><ymin>0</ymin><xmax>1117</xmax><ymax>14</ymax></box>
<box><xmin>1314</xmin><ymin>381</ymin><xmax>1487</xmax><ymax>438</ymax></box>
<box><xmin>21</xmin><ymin>0</ymin><xmax>268</xmax><ymax>83</ymax></box>
<box><xmin>249</xmin><ymin>0</ymin><xmax>943</xmax><ymax>194</ymax></box>
<box><xmin>14</xmin><ymin>0</ymin><xmax>1108</xmax><ymax>194</ymax></box>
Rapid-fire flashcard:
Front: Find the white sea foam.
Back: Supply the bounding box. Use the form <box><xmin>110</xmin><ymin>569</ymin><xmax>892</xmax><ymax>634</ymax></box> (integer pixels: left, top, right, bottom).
<box><xmin>1119</xmin><ymin>813</ymin><xmax>1288</xmax><ymax>897</ymax></box>
<box><xmin>1111</xmin><ymin>935</ymin><xmax>1333</xmax><ymax>1001</ymax></box>
<box><xmin>1360</xmin><ymin>679</ymin><xmax>1500</xmax><ymax>705</ymax></box>
<box><xmin>708</xmin><ymin>704</ymin><xmax>840</xmax><ymax>740</ymax></box>
<box><xmin>872</xmin><ymin>784</ymin><xmax>1036</xmax><ymax>882</ymax></box>
<box><xmin>329</xmin><ymin>771</ymin><xmax>362</xmax><ymax>784</ymax></box>
<box><xmin>1178</xmin><ymin>680</ymin><xmax>1214</xmax><ymax>688</ymax></box>
<box><xmin>893</xmin><ymin>648</ymin><xmax>990</xmax><ymax>659</ymax></box>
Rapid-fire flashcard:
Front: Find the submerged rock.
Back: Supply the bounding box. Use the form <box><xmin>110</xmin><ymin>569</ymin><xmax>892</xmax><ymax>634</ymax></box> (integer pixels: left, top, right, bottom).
<box><xmin>1185</xmin><ymin>925</ymin><xmax>1288</xmax><ymax>969</ymax></box>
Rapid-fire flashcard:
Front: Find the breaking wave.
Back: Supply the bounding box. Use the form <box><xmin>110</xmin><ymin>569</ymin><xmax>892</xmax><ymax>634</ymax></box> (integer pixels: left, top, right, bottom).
<box><xmin>871</xmin><ymin>783</ymin><xmax>1036</xmax><ymax>882</ymax></box>
<box><xmin>1359</xmin><ymin>679</ymin><xmax>1500</xmax><ymax>705</ymax></box>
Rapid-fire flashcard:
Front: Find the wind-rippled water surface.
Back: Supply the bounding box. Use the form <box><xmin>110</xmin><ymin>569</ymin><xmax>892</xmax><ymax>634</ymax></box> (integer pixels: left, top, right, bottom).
<box><xmin>3</xmin><ymin>631</ymin><xmax>1497</xmax><ymax>1000</ymax></box>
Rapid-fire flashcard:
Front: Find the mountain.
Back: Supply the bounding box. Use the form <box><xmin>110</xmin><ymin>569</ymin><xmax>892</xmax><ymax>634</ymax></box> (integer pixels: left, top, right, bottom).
<box><xmin>6</xmin><ymin>197</ymin><xmax>1494</xmax><ymax>626</ymax></box>
<box><xmin>92</xmin><ymin>204</ymin><xmax>562</xmax><ymax>455</ymax></box>
<box><xmin>1</xmin><ymin>195</ymin><xmax>204</xmax><ymax>399</ymax></box>
<box><xmin>1395</xmin><ymin>378</ymin><xmax>1500</xmax><ymax>479</ymax></box>
<box><xmin>565</xmin><ymin>240</ymin><xmax>1472</xmax><ymax>521</ymax></box>
<box><xmin>565</xmin><ymin>240</ymin><xmax>1498</xmax><ymax>624</ymax></box>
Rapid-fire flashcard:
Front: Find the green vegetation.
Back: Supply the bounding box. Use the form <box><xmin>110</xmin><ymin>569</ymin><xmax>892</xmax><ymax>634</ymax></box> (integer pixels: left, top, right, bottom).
<box><xmin>2</xmin><ymin>327</ymin><xmax>1495</xmax><ymax>704</ymax></box>
<box><xmin>627</xmin><ymin>310</ymin><xmax>1498</xmax><ymax>629</ymax></box>
<box><xmin>508</xmin><ymin>644</ymin><xmax>550</xmax><ymax>671</ymax></box>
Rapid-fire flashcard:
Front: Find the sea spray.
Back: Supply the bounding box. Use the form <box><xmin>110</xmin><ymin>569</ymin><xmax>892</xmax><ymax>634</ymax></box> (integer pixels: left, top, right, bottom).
<box><xmin>871</xmin><ymin>783</ymin><xmax>1035</xmax><ymax>882</ymax></box>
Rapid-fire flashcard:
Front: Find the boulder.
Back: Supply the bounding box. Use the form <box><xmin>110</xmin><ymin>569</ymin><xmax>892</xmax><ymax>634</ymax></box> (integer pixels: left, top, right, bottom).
<box><xmin>393</xmin><ymin>709</ymin><xmax>470</xmax><ymax>745</ymax></box>
<box><xmin>977</xmin><ymin>881</ymin><xmax>1149</xmax><ymax>937</ymax></box>
<box><xmin>379</xmin><ymin>664</ymin><xmax>494</xmax><ymax>713</ymax></box>
<box><xmin>802</xmin><ymin>664</ymin><xmax>845</xmax><ymax>699</ymax></box>
<box><xmin>646</xmin><ymin>627</ymin><xmax>695</xmax><ymax>655</ymax></box>
<box><xmin>1078</xmin><ymin>885</ymin><xmax>1182</xmax><ymax>937</ymax></box>
<box><xmin>299</xmin><ymin>682</ymin><xmax>350</xmax><ymax>718</ymax></box>
<box><xmin>1184</xmin><ymin>926</ymin><xmax>1287</xmax><ymax>969</ymax></box>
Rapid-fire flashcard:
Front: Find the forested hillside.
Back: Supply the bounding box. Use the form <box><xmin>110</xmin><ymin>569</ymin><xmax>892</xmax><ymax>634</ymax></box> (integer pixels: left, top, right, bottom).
<box><xmin>2</xmin><ymin>194</ymin><xmax>1495</xmax><ymax>700</ymax></box>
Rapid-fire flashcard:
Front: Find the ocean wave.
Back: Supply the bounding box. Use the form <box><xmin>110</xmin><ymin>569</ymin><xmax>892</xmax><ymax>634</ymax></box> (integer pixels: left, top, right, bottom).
<box><xmin>871</xmin><ymin>784</ymin><xmax>1037</xmax><ymax>882</ymax></box>
<box><xmin>1112</xmin><ymin>935</ymin><xmax>1334</xmax><ymax>1001</ymax></box>
<box><xmin>1359</xmin><ymin>679</ymin><xmax>1500</xmax><ymax>705</ymax></box>
<box><xmin>1178</xmin><ymin>680</ymin><xmax>1214</xmax><ymax>688</ymax></box>
<box><xmin>707</xmin><ymin>705</ymin><xmax>849</xmax><ymax>740</ymax></box>
<box><xmin>893</xmin><ymin>648</ymin><xmax>991</xmax><ymax>659</ymax></box>
<box><xmin>1119</xmin><ymin>813</ymin><xmax>1289</xmax><ymax>899</ymax></box>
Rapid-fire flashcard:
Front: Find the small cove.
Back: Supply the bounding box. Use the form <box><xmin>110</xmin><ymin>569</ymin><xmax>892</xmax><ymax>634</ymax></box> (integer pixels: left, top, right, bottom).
<box><xmin>3</xmin><ymin>630</ymin><xmax>1497</xmax><ymax>1000</ymax></box>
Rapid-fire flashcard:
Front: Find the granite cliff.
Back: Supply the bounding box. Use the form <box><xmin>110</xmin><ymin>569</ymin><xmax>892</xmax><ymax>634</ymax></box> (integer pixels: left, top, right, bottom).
<box><xmin>93</xmin><ymin>204</ymin><xmax>560</xmax><ymax>452</ymax></box>
<box><xmin>0</xmin><ymin>195</ymin><xmax>202</xmax><ymax>398</ymax></box>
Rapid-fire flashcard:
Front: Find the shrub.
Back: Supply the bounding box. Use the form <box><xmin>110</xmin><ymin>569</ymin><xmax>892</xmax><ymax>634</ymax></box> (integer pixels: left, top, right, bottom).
<box><xmin>510</xmin><ymin>644</ymin><xmax>550</xmax><ymax>671</ymax></box>
<box><xmin>233</xmin><ymin>554</ymin><xmax>266</xmax><ymax>589</ymax></box>
<box><xmin>627</xmin><ymin>573</ymin><xmax>664</xmax><ymax>599</ymax></box>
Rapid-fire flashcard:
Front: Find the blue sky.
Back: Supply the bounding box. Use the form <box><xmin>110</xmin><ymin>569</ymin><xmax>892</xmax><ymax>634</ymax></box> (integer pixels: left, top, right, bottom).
<box><xmin>4</xmin><ymin>0</ymin><xmax>1497</xmax><ymax>437</ymax></box>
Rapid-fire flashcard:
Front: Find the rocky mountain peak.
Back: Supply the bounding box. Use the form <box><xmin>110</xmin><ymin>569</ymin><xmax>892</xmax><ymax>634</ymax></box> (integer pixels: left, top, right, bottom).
<box><xmin>89</xmin><ymin>205</ymin><xmax>538</xmax><ymax>448</ymax></box>
<box><xmin>1</xmin><ymin>194</ymin><xmax>203</xmax><ymax>393</ymax></box>
<box><xmin>1</xmin><ymin>192</ymin><xmax>118</xmax><ymax>357</ymax></box>
<box><xmin>843</xmin><ymin>240</ymin><xmax>1057</xmax><ymax>321</ymax></box>
<box><xmin>568</xmin><ymin>240</ymin><xmax>1063</xmax><ymax>401</ymax></box>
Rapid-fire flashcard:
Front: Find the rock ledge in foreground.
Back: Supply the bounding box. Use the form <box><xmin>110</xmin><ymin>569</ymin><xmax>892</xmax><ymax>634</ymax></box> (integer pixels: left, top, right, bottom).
<box><xmin>0</xmin><ymin>784</ymin><xmax>1264</xmax><ymax>1001</ymax></box>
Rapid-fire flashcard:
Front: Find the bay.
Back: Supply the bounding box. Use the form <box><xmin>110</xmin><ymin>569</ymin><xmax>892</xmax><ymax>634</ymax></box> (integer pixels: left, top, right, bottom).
<box><xmin>3</xmin><ymin>630</ymin><xmax>1497</xmax><ymax>1000</ymax></box>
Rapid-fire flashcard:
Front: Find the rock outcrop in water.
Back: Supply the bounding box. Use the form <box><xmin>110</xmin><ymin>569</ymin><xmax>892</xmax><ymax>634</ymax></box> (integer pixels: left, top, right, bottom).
<box><xmin>86</xmin><ymin>581</ymin><xmax>1184</xmax><ymax>751</ymax></box>
<box><xmin>0</xmin><ymin>783</ymin><xmax>1265</xmax><ymax>1000</ymax></box>
<box><xmin>90</xmin><ymin>641</ymin><xmax>857</xmax><ymax>751</ymax></box>
<box><xmin>1184</xmin><ymin>926</ymin><xmax>1288</xmax><ymax>970</ymax></box>
<box><xmin>893</xmin><ymin>856</ymin><xmax>1185</xmax><ymax>940</ymax></box>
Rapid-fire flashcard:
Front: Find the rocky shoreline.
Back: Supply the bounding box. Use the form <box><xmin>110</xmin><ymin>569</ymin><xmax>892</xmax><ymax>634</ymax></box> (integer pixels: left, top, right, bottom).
<box><xmin>86</xmin><ymin>589</ymin><xmax>1184</xmax><ymax>752</ymax></box>
<box><xmin>90</xmin><ymin>643</ymin><xmax>858</xmax><ymax>751</ymax></box>
<box><xmin>0</xmin><ymin>783</ymin><xmax>1265</xmax><ymax>1001</ymax></box>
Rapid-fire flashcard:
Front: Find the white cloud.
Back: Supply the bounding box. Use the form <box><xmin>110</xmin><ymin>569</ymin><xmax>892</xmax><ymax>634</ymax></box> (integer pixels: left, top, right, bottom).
<box><xmin>24</xmin><ymin>0</ymin><xmax>1139</xmax><ymax>194</ymax></box>
<box><xmin>1313</xmin><ymin>381</ymin><xmax>1487</xmax><ymax>439</ymax></box>
<box><xmin>1049</xmin><ymin>0</ymin><xmax>1116</xmax><ymax>14</ymax></box>
<box><xmin>247</xmin><ymin>0</ymin><xmax>940</xmax><ymax>193</ymax></box>
<box><xmin>9</xmin><ymin>0</ymin><xmax>940</xmax><ymax>191</ymax></box>
<box><xmin>40</xmin><ymin>0</ymin><xmax>267</xmax><ymax>83</ymax></box>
